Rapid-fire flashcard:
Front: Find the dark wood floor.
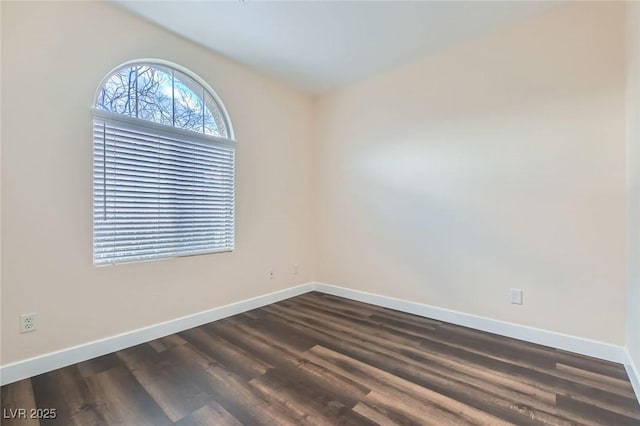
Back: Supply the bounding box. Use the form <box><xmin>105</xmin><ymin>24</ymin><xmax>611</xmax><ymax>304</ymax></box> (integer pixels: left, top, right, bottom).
<box><xmin>2</xmin><ymin>292</ymin><xmax>639</xmax><ymax>425</ymax></box>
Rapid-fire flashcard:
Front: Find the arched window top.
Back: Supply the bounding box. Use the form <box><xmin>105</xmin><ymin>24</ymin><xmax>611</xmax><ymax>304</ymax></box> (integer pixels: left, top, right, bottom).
<box><xmin>95</xmin><ymin>60</ymin><xmax>233</xmax><ymax>139</ymax></box>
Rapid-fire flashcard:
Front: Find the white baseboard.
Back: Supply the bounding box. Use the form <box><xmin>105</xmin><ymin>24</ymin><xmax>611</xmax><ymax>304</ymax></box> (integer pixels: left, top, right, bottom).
<box><xmin>0</xmin><ymin>282</ymin><xmax>315</xmax><ymax>386</ymax></box>
<box><xmin>313</xmin><ymin>282</ymin><xmax>627</xmax><ymax>364</ymax></box>
<box><xmin>625</xmin><ymin>349</ymin><xmax>640</xmax><ymax>403</ymax></box>
<box><xmin>1</xmin><ymin>280</ymin><xmax>632</xmax><ymax>391</ymax></box>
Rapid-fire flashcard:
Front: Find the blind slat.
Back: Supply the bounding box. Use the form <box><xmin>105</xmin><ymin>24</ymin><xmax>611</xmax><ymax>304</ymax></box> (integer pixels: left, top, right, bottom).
<box><xmin>93</xmin><ymin>115</ymin><xmax>234</xmax><ymax>264</ymax></box>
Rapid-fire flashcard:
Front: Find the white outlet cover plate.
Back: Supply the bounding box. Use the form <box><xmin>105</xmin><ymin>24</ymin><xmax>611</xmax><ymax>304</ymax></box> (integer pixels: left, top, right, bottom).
<box><xmin>510</xmin><ymin>288</ymin><xmax>523</xmax><ymax>305</ymax></box>
<box><xmin>20</xmin><ymin>313</ymin><xmax>37</xmax><ymax>333</ymax></box>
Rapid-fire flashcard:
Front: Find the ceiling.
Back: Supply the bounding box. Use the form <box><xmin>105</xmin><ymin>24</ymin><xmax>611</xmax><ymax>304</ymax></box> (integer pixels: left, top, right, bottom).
<box><xmin>115</xmin><ymin>1</ymin><xmax>563</xmax><ymax>95</ymax></box>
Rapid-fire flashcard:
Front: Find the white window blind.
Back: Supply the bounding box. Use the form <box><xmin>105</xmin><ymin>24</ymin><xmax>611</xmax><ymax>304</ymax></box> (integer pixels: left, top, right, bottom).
<box><xmin>93</xmin><ymin>110</ymin><xmax>235</xmax><ymax>264</ymax></box>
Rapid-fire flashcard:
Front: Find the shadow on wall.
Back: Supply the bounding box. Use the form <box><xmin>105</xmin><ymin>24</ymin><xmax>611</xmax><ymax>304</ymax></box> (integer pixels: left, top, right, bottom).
<box><xmin>345</xmin><ymin>87</ymin><xmax>623</xmax><ymax>311</ymax></box>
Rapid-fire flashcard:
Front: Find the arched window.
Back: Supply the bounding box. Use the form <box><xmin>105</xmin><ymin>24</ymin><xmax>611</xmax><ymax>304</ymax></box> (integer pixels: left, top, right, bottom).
<box><xmin>93</xmin><ymin>60</ymin><xmax>235</xmax><ymax>264</ymax></box>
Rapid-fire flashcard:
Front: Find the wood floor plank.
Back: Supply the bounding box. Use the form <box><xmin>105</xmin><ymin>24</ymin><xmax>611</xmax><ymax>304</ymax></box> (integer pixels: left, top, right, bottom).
<box><xmin>148</xmin><ymin>334</ymin><xmax>187</xmax><ymax>353</ymax></box>
<box><xmin>248</xmin><ymin>368</ymin><xmax>376</xmax><ymax>426</ymax></box>
<box><xmin>174</xmin><ymin>400</ymin><xmax>242</xmax><ymax>426</ymax></box>
<box><xmin>294</xmin><ymin>294</ymin><xmax>435</xmax><ymax>331</ymax></box>
<box><xmin>82</xmin><ymin>366</ymin><xmax>173</xmax><ymax>426</ymax></box>
<box><xmin>0</xmin><ymin>379</ymin><xmax>40</xmax><ymax>426</ymax></box>
<box><xmin>116</xmin><ymin>343</ymin><xmax>213</xmax><ymax>422</ymax></box>
<box><xmin>353</xmin><ymin>400</ymin><xmax>427</xmax><ymax>426</ymax></box>
<box><xmin>556</xmin><ymin>394</ymin><xmax>640</xmax><ymax>426</ymax></box>
<box><xmin>168</xmin><ymin>343</ymin><xmax>307</xmax><ymax>426</ymax></box>
<box><xmin>179</xmin><ymin>327</ymin><xmax>271</xmax><ymax>380</ymax></box>
<box><xmin>292</xmin><ymin>297</ymin><xmax>440</xmax><ymax>341</ymax></box>
<box><xmin>273</xmin><ymin>301</ymin><xmax>632</xmax><ymax>411</ymax></box>
<box><xmin>205</xmin><ymin>316</ymin><xmax>372</xmax><ymax>408</ymax></box>
<box><xmin>30</xmin><ymin>365</ymin><xmax>104</xmax><ymax>426</ymax></box>
<box><xmin>426</xmin><ymin>326</ymin><xmax>634</xmax><ymax>397</ymax></box>
<box><xmin>311</xmin><ymin>292</ymin><xmax>444</xmax><ymax>328</ymax></box>
<box><xmin>75</xmin><ymin>353</ymin><xmax>122</xmax><ymax>378</ymax></box>
<box><xmin>553</xmin><ymin>348</ymin><xmax>630</xmax><ymax>380</ymax></box>
<box><xmin>236</xmin><ymin>311</ymin><xmax>320</xmax><ymax>352</ymax></box>
<box><xmin>307</xmin><ymin>345</ymin><xmax>513</xmax><ymax>426</ymax></box>
<box><xmin>555</xmin><ymin>363</ymin><xmax>636</xmax><ymax>398</ymax></box>
<box><xmin>280</xmin><ymin>298</ymin><xmax>602</xmax><ymax>395</ymax></box>
<box><xmin>560</xmin><ymin>390</ymin><xmax>640</xmax><ymax>421</ymax></box>
<box><xmin>355</xmin><ymin>393</ymin><xmax>449</xmax><ymax>426</ymax></box>
<box><xmin>262</xmin><ymin>301</ymin><xmax>636</xmax><ymax>425</ymax></box>
<box><xmin>3</xmin><ymin>292</ymin><xmax>639</xmax><ymax>425</ymax></box>
<box><xmin>269</xmin><ymin>309</ymin><xmax>589</xmax><ymax>425</ymax></box>
<box><xmin>432</xmin><ymin>324</ymin><xmax>631</xmax><ymax>388</ymax></box>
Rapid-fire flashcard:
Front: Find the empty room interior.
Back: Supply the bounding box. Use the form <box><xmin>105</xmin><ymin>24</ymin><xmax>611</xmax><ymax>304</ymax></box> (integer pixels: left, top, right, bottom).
<box><xmin>2</xmin><ymin>0</ymin><xmax>640</xmax><ymax>424</ymax></box>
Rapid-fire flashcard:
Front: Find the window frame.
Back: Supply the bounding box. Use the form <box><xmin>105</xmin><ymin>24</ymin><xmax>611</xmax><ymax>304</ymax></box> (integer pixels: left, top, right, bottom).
<box><xmin>92</xmin><ymin>59</ymin><xmax>236</xmax><ymax>266</ymax></box>
<box><xmin>93</xmin><ymin>58</ymin><xmax>235</xmax><ymax>140</ymax></box>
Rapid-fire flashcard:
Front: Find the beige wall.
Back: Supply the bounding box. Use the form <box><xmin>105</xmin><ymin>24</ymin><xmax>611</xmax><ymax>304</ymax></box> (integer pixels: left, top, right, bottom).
<box><xmin>0</xmin><ymin>1</ymin><xmax>316</xmax><ymax>364</ymax></box>
<box><xmin>627</xmin><ymin>0</ymin><xmax>640</xmax><ymax>368</ymax></box>
<box><xmin>1</xmin><ymin>0</ymin><xmax>634</xmax><ymax>368</ymax></box>
<box><xmin>315</xmin><ymin>2</ymin><xmax>627</xmax><ymax>344</ymax></box>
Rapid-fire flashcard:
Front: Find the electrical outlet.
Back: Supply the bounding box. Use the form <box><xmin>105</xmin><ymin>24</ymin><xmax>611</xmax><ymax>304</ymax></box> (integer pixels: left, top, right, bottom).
<box><xmin>510</xmin><ymin>288</ymin><xmax>523</xmax><ymax>305</ymax></box>
<box><xmin>293</xmin><ymin>264</ymin><xmax>299</xmax><ymax>275</ymax></box>
<box><xmin>20</xmin><ymin>313</ymin><xmax>37</xmax><ymax>333</ymax></box>
<box><xmin>268</xmin><ymin>270</ymin><xmax>274</xmax><ymax>280</ymax></box>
